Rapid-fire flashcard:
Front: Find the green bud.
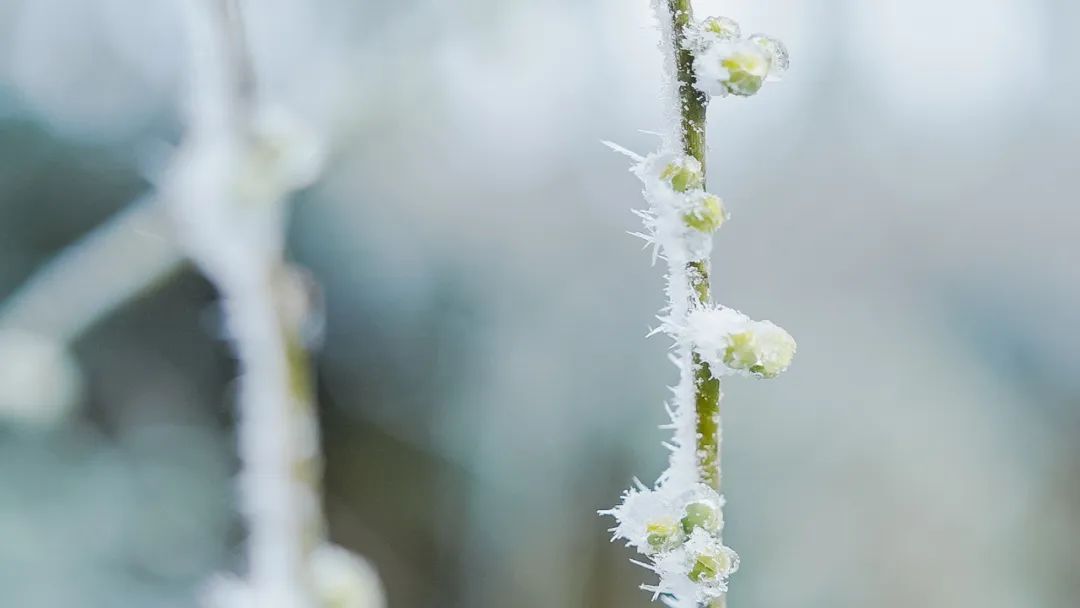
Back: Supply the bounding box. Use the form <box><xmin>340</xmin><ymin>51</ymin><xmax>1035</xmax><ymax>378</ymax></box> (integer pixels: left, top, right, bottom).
<box><xmin>722</xmin><ymin>324</ymin><xmax>796</xmax><ymax>379</ymax></box>
<box><xmin>683</xmin><ymin>193</ymin><xmax>727</xmax><ymax>233</ymax></box>
<box><xmin>752</xmin><ymin>325</ymin><xmax>796</xmax><ymax>378</ymax></box>
<box><xmin>680</xmin><ymin>501</ymin><xmax>720</xmax><ymax>534</ymax></box>
<box><xmin>688</xmin><ymin>551</ymin><xmax>731</xmax><ymax>583</ymax></box>
<box><xmin>702</xmin><ymin>16</ymin><xmax>740</xmax><ymax>40</ymax></box>
<box><xmin>721</xmin><ymin>49</ymin><xmax>770</xmax><ymax>97</ymax></box>
<box><xmin>749</xmin><ymin>34</ymin><xmax>789</xmax><ymax>81</ymax></box>
<box><xmin>645</xmin><ymin>518</ymin><xmax>684</xmax><ymax>552</ymax></box>
<box><xmin>723</xmin><ymin>331</ymin><xmax>758</xmax><ymax>371</ymax></box>
<box><xmin>660</xmin><ymin>159</ymin><xmax>704</xmax><ymax>193</ymax></box>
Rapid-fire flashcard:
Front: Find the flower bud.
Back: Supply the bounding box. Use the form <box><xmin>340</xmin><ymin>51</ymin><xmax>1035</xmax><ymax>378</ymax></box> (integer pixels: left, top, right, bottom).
<box><xmin>646</xmin><ymin>518</ymin><xmax>684</xmax><ymax>553</ymax></box>
<box><xmin>686</xmin><ymin>308</ymin><xmax>796</xmax><ymax>379</ymax></box>
<box><xmin>311</xmin><ymin>543</ymin><xmax>387</xmax><ymax>608</ymax></box>
<box><xmin>722</xmin><ymin>330</ymin><xmax>758</xmax><ymax>371</ymax></box>
<box><xmin>749</xmin><ymin>34</ymin><xmax>790</xmax><ymax>82</ymax></box>
<box><xmin>680</xmin><ymin>501</ymin><xmax>720</xmax><ymax>535</ymax></box>
<box><xmin>683</xmin><ymin>192</ymin><xmax>727</xmax><ymax>233</ymax></box>
<box><xmin>688</xmin><ymin>552</ymin><xmax>728</xmax><ymax>583</ymax></box>
<box><xmin>660</xmin><ymin>157</ymin><xmax>704</xmax><ymax>193</ymax></box>
<box><xmin>702</xmin><ymin>16</ymin><xmax>741</xmax><ymax>40</ymax></box>
<box><xmin>719</xmin><ymin>44</ymin><xmax>770</xmax><ymax>97</ymax></box>
<box><xmin>722</xmin><ymin>321</ymin><xmax>796</xmax><ymax>379</ymax></box>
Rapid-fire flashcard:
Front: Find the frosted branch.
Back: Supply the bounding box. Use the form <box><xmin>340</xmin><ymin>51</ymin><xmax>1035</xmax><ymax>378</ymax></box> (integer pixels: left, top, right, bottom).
<box><xmin>0</xmin><ymin>198</ymin><xmax>182</xmax><ymax>426</ymax></box>
<box><xmin>604</xmin><ymin>3</ymin><xmax>794</xmax><ymax>607</ymax></box>
<box><xmin>164</xmin><ymin>1</ymin><xmax>382</xmax><ymax>607</ymax></box>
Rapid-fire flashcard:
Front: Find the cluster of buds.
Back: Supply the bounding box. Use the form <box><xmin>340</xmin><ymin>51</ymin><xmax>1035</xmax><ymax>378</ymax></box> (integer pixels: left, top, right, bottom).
<box><xmin>685</xmin><ymin>307</ymin><xmax>796</xmax><ymax>379</ymax></box>
<box><xmin>637</xmin><ymin>152</ymin><xmax>730</xmax><ymax>239</ymax></box>
<box><xmin>686</xmin><ymin>16</ymin><xmax>789</xmax><ymax>98</ymax></box>
<box><xmin>607</xmin><ymin>484</ymin><xmax>739</xmax><ymax>603</ymax></box>
<box><xmin>656</xmin><ymin>155</ymin><xmax>729</xmax><ymax>235</ymax></box>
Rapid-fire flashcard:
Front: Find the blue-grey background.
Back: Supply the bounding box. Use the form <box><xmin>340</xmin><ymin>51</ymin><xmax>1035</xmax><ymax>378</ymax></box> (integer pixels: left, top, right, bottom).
<box><xmin>1</xmin><ymin>0</ymin><xmax>1078</xmax><ymax>606</ymax></box>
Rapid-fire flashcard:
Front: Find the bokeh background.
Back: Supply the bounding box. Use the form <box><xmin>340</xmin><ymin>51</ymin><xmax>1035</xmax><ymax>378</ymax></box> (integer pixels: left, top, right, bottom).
<box><xmin>2</xmin><ymin>0</ymin><xmax>1079</xmax><ymax>606</ymax></box>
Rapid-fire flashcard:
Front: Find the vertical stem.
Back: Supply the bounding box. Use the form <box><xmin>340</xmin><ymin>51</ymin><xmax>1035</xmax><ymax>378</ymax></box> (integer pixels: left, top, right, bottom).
<box><xmin>669</xmin><ymin>0</ymin><xmax>709</xmax><ymax>165</ymax></box>
<box><xmin>227</xmin><ymin>271</ymin><xmax>323</xmax><ymax>606</ymax></box>
<box><xmin>667</xmin><ymin>2</ymin><xmax>725</xmax><ymax>605</ymax></box>
<box><xmin>666</xmin><ymin>0</ymin><xmax>722</xmax><ymax>496</ymax></box>
<box><xmin>176</xmin><ymin>1</ymin><xmax>327</xmax><ymax>604</ymax></box>
<box><xmin>210</xmin><ymin>0</ymin><xmax>324</xmax><ymax>597</ymax></box>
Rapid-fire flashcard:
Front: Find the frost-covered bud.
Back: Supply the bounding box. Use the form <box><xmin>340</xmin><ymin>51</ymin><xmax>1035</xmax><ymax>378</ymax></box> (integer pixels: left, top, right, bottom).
<box><xmin>702</xmin><ymin>16</ymin><xmax>741</xmax><ymax>40</ymax></box>
<box><xmin>659</xmin><ymin>157</ymin><xmax>704</xmax><ymax>193</ymax></box>
<box><xmin>646</xmin><ymin>517</ymin><xmax>685</xmax><ymax>553</ymax></box>
<box><xmin>607</xmin><ymin>484</ymin><xmax>725</xmax><ymax>554</ymax></box>
<box><xmin>722</xmin><ymin>330</ymin><xmax>758</xmax><ymax>371</ymax></box>
<box><xmin>719</xmin><ymin>43</ymin><xmax>769</xmax><ymax>96</ymax></box>
<box><xmin>681</xmin><ymin>501</ymin><xmax>720</xmax><ymax>535</ymax></box>
<box><xmin>693</xmin><ymin>36</ymin><xmax>785</xmax><ymax>97</ymax></box>
<box><xmin>311</xmin><ymin>543</ymin><xmax>387</xmax><ymax>608</ymax></box>
<box><xmin>723</xmin><ymin>321</ymin><xmax>796</xmax><ymax>379</ymax></box>
<box><xmin>682</xmin><ymin>192</ymin><xmax>727</xmax><ymax>233</ymax></box>
<box><xmin>749</xmin><ymin>34</ymin><xmax>790</xmax><ymax>82</ymax></box>
<box><xmin>204</xmin><ymin>545</ymin><xmax>386</xmax><ymax>608</ymax></box>
<box><xmin>688</xmin><ymin>552</ymin><xmax>722</xmax><ymax>583</ymax></box>
<box><xmin>685</xmin><ymin>307</ymin><xmax>796</xmax><ymax>379</ymax></box>
<box><xmin>687</xmin><ymin>547</ymin><xmax>736</xmax><ymax>584</ymax></box>
<box><xmin>231</xmin><ymin>107</ymin><xmax>326</xmax><ymax>205</ymax></box>
<box><xmin>674</xmin><ymin>485</ymin><xmax>724</xmax><ymax>535</ymax></box>
<box><xmin>685</xmin><ymin>17</ymin><xmax>741</xmax><ymax>53</ymax></box>
<box><xmin>652</xmin><ymin>529</ymin><xmax>739</xmax><ymax>602</ymax></box>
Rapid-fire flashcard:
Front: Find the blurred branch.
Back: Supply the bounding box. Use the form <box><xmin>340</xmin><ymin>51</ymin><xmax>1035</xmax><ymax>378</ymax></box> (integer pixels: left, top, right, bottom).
<box><xmin>166</xmin><ymin>0</ymin><xmax>377</xmax><ymax>606</ymax></box>
<box><xmin>0</xmin><ymin>196</ymin><xmax>184</xmax><ymax>341</ymax></box>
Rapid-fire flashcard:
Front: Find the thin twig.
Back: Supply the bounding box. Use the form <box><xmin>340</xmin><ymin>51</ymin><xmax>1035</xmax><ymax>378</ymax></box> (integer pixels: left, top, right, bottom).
<box><xmin>0</xmin><ymin>197</ymin><xmax>183</xmax><ymax>341</ymax></box>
